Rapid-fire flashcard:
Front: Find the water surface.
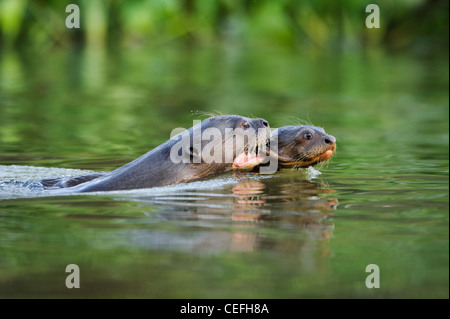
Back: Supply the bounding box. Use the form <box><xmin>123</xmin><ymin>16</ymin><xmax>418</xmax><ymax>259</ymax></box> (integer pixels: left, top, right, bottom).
<box><xmin>0</xmin><ymin>45</ymin><xmax>448</xmax><ymax>298</ymax></box>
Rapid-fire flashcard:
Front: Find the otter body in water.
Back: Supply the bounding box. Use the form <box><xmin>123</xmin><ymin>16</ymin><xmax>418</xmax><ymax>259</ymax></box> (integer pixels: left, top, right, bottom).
<box><xmin>44</xmin><ymin>115</ymin><xmax>270</xmax><ymax>192</ymax></box>
<box><xmin>41</xmin><ymin>122</ymin><xmax>336</xmax><ymax>192</ymax></box>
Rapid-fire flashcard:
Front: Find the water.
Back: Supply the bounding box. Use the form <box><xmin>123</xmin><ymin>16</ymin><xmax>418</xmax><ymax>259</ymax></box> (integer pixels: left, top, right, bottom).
<box><xmin>0</xmin><ymin>44</ymin><xmax>448</xmax><ymax>298</ymax></box>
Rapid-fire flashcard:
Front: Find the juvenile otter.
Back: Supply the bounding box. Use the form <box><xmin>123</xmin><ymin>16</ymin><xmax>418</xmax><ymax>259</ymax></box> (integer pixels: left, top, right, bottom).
<box><xmin>233</xmin><ymin>125</ymin><xmax>336</xmax><ymax>171</ymax></box>
<box><xmin>45</xmin><ymin>115</ymin><xmax>270</xmax><ymax>192</ymax></box>
<box><xmin>268</xmin><ymin>125</ymin><xmax>336</xmax><ymax>169</ymax></box>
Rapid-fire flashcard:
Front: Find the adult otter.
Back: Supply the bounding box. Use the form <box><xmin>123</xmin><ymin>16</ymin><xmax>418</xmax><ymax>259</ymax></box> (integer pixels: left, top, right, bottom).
<box><xmin>45</xmin><ymin>115</ymin><xmax>270</xmax><ymax>192</ymax></box>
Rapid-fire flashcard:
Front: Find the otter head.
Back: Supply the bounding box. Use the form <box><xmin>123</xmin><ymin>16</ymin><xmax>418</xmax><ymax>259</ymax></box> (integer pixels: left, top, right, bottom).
<box><xmin>171</xmin><ymin>115</ymin><xmax>271</xmax><ymax>174</ymax></box>
<box><xmin>269</xmin><ymin>125</ymin><xmax>336</xmax><ymax>168</ymax></box>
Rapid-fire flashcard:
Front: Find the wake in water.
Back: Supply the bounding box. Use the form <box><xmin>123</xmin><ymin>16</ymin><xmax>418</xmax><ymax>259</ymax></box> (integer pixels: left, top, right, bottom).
<box><xmin>0</xmin><ymin>165</ymin><xmax>321</xmax><ymax>200</ymax></box>
<box><xmin>0</xmin><ymin>165</ymin><xmax>100</xmax><ymax>199</ymax></box>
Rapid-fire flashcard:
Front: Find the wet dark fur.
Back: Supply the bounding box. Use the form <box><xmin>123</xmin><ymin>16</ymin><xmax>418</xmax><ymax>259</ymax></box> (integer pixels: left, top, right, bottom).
<box><xmin>267</xmin><ymin>125</ymin><xmax>336</xmax><ymax>169</ymax></box>
<box><xmin>43</xmin><ymin>115</ymin><xmax>269</xmax><ymax>192</ymax></box>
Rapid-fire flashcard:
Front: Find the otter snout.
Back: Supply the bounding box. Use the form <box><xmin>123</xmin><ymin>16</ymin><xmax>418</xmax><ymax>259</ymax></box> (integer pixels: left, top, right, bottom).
<box><xmin>324</xmin><ymin>134</ymin><xmax>336</xmax><ymax>145</ymax></box>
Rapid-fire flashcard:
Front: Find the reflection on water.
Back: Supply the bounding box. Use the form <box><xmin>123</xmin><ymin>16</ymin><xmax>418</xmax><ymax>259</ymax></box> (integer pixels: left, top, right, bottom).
<box><xmin>120</xmin><ymin>174</ymin><xmax>337</xmax><ymax>255</ymax></box>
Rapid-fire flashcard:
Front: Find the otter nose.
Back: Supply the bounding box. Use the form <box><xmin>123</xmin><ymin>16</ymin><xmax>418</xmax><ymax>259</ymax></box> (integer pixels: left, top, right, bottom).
<box><xmin>324</xmin><ymin>135</ymin><xmax>336</xmax><ymax>144</ymax></box>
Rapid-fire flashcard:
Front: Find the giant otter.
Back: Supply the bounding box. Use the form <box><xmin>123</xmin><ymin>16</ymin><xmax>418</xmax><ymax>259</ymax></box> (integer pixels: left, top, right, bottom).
<box><xmin>41</xmin><ymin>122</ymin><xmax>336</xmax><ymax>191</ymax></box>
<box><xmin>44</xmin><ymin>115</ymin><xmax>270</xmax><ymax>192</ymax></box>
<box><xmin>232</xmin><ymin>124</ymin><xmax>336</xmax><ymax>171</ymax></box>
<box><xmin>268</xmin><ymin>125</ymin><xmax>336</xmax><ymax>169</ymax></box>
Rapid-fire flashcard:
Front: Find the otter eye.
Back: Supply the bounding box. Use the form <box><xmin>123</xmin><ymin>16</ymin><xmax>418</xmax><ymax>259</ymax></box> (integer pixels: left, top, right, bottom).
<box><xmin>304</xmin><ymin>133</ymin><xmax>313</xmax><ymax>140</ymax></box>
<box><xmin>241</xmin><ymin>121</ymin><xmax>250</xmax><ymax>130</ymax></box>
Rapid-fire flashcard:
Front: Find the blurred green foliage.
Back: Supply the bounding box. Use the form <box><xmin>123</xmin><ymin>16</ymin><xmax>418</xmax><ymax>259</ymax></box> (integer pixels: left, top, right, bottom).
<box><xmin>0</xmin><ymin>0</ymin><xmax>448</xmax><ymax>54</ymax></box>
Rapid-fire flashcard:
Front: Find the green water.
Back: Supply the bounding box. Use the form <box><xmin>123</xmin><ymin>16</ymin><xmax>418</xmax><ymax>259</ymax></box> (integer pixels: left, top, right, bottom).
<box><xmin>0</xmin><ymin>44</ymin><xmax>448</xmax><ymax>298</ymax></box>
